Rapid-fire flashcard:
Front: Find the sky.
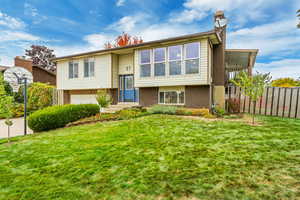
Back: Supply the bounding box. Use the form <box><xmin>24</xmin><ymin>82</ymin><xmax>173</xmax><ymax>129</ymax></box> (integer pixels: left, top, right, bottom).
<box><xmin>0</xmin><ymin>0</ymin><xmax>300</xmax><ymax>79</ymax></box>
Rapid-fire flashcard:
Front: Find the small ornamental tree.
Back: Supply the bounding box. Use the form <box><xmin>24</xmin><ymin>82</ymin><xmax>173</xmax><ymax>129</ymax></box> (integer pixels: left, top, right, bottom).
<box><xmin>0</xmin><ymin>73</ymin><xmax>14</xmax><ymax>142</ymax></box>
<box><xmin>25</xmin><ymin>45</ymin><xmax>56</xmax><ymax>72</ymax></box>
<box><xmin>104</xmin><ymin>32</ymin><xmax>143</xmax><ymax>49</ymax></box>
<box><xmin>231</xmin><ymin>71</ymin><xmax>271</xmax><ymax>124</ymax></box>
<box><xmin>95</xmin><ymin>90</ymin><xmax>112</xmax><ymax>114</ymax></box>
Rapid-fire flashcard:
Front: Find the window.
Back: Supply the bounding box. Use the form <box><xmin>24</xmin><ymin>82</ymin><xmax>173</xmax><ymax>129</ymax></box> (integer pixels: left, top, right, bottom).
<box><xmin>159</xmin><ymin>90</ymin><xmax>185</xmax><ymax>105</ymax></box>
<box><xmin>69</xmin><ymin>61</ymin><xmax>78</xmax><ymax>78</ymax></box>
<box><xmin>168</xmin><ymin>45</ymin><xmax>182</xmax><ymax>75</ymax></box>
<box><xmin>140</xmin><ymin>50</ymin><xmax>151</xmax><ymax>77</ymax></box>
<box><xmin>154</xmin><ymin>48</ymin><xmax>166</xmax><ymax>76</ymax></box>
<box><xmin>84</xmin><ymin>58</ymin><xmax>95</xmax><ymax>77</ymax></box>
<box><xmin>185</xmin><ymin>42</ymin><xmax>200</xmax><ymax>74</ymax></box>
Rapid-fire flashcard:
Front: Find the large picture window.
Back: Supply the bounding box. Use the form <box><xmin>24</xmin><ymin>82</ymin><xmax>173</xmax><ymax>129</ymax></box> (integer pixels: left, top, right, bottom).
<box><xmin>159</xmin><ymin>90</ymin><xmax>184</xmax><ymax>105</ymax></box>
<box><xmin>140</xmin><ymin>50</ymin><xmax>151</xmax><ymax>77</ymax></box>
<box><xmin>154</xmin><ymin>48</ymin><xmax>166</xmax><ymax>76</ymax></box>
<box><xmin>168</xmin><ymin>45</ymin><xmax>182</xmax><ymax>75</ymax></box>
<box><xmin>84</xmin><ymin>58</ymin><xmax>95</xmax><ymax>77</ymax></box>
<box><xmin>69</xmin><ymin>61</ymin><xmax>78</xmax><ymax>79</ymax></box>
<box><xmin>184</xmin><ymin>42</ymin><xmax>200</xmax><ymax>74</ymax></box>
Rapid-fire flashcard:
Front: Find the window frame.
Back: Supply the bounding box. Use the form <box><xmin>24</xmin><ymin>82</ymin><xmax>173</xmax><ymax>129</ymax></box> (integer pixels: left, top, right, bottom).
<box><xmin>153</xmin><ymin>47</ymin><xmax>166</xmax><ymax>77</ymax></box>
<box><xmin>139</xmin><ymin>49</ymin><xmax>152</xmax><ymax>78</ymax></box>
<box><xmin>68</xmin><ymin>61</ymin><xmax>79</xmax><ymax>79</ymax></box>
<box><xmin>84</xmin><ymin>58</ymin><xmax>95</xmax><ymax>78</ymax></box>
<box><xmin>168</xmin><ymin>45</ymin><xmax>183</xmax><ymax>76</ymax></box>
<box><xmin>158</xmin><ymin>89</ymin><xmax>185</xmax><ymax>105</ymax></box>
<box><xmin>184</xmin><ymin>42</ymin><xmax>200</xmax><ymax>74</ymax></box>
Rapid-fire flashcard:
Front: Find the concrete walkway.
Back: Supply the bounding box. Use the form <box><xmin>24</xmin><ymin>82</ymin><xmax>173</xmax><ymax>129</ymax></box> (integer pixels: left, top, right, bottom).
<box><xmin>0</xmin><ymin>118</ymin><xmax>33</xmax><ymax>139</ymax></box>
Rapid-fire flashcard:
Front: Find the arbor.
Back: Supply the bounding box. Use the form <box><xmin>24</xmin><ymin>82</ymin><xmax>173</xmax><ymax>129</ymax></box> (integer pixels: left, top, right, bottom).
<box><xmin>271</xmin><ymin>77</ymin><xmax>300</xmax><ymax>87</ymax></box>
<box><xmin>231</xmin><ymin>71</ymin><xmax>271</xmax><ymax>124</ymax></box>
<box><xmin>104</xmin><ymin>32</ymin><xmax>143</xmax><ymax>49</ymax></box>
<box><xmin>25</xmin><ymin>45</ymin><xmax>56</xmax><ymax>71</ymax></box>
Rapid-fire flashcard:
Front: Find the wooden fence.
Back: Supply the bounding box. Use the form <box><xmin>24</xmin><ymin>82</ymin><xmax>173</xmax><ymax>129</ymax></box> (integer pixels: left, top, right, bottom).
<box><xmin>225</xmin><ymin>86</ymin><xmax>300</xmax><ymax>119</ymax></box>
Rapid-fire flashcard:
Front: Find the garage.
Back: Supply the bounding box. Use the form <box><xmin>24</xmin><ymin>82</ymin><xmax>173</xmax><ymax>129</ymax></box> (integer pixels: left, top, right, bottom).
<box><xmin>70</xmin><ymin>94</ymin><xmax>98</xmax><ymax>104</ymax></box>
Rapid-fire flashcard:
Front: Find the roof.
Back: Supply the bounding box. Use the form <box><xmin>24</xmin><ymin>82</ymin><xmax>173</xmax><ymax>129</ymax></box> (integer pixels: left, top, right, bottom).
<box><xmin>53</xmin><ymin>30</ymin><xmax>220</xmax><ymax>61</ymax></box>
<box><xmin>0</xmin><ymin>65</ymin><xmax>9</xmax><ymax>72</ymax></box>
<box><xmin>32</xmin><ymin>64</ymin><xmax>56</xmax><ymax>76</ymax></box>
<box><xmin>225</xmin><ymin>49</ymin><xmax>258</xmax><ymax>71</ymax></box>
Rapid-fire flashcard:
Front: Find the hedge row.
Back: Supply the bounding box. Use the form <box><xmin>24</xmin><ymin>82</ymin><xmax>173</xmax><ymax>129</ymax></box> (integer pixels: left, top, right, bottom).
<box><xmin>28</xmin><ymin>104</ymin><xmax>99</xmax><ymax>132</ymax></box>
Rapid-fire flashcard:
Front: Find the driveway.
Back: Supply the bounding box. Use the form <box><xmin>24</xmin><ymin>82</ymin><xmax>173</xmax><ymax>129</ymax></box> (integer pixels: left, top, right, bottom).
<box><xmin>0</xmin><ymin>118</ymin><xmax>33</xmax><ymax>139</ymax></box>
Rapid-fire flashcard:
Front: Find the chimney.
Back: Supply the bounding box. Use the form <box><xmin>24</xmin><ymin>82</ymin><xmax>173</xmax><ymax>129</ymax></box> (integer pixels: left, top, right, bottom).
<box><xmin>214</xmin><ymin>10</ymin><xmax>227</xmax><ymax>30</ymax></box>
<box><xmin>14</xmin><ymin>56</ymin><xmax>33</xmax><ymax>72</ymax></box>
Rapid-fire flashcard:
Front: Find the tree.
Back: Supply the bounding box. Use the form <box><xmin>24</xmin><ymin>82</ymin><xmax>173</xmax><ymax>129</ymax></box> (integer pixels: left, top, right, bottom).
<box><xmin>27</xmin><ymin>82</ymin><xmax>55</xmax><ymax>111</ymax></box>
<box><xmin>25</xmin><ymin>45</ymin><xmax>56</xmax><ymax>72</ymax></box>
<box><xmin>231</xmin><ymin>71</ymin><xmax>271</xmax><ymax>124</ymax></box>
<box><xmin>271</xmin><ymin>77</ymin><xmax>300</xmax><ymax>87</ymax></box>
<box><xmin>104</xmin><ymin>32</ymin><xmax>143</xmax><ymax>49</ymax></box>
<box><xmin>0</xmin><ymin>73</ymin><xmax>14</xmax><ymax>142</ymax></box>
<box><xmin>298</xmin><ymin>9</ymin><xmax>300</xmax><ymax>28</ymax></box>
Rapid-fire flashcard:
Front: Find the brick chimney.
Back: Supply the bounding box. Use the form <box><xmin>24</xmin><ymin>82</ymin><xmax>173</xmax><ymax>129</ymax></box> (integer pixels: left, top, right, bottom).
<box><xmin>14</xmin><ymin>56</ymin><xmax>33</xmax><ymax>72</ymax></box>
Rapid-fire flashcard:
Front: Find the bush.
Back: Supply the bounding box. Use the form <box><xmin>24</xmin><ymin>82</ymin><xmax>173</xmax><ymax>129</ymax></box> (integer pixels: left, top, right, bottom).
<box><xmin>212</xmin><ymin>106</ymin><xmax>226</xmax><ymax>118</ymax></box>
<box><xmin>227</xmin><ymin>98</ymin><xmax>240</xmax><ymax>113</ymax></box>
<box><xmin>28</xmin><ymin>82</ymin><xmax>55</xmax><ymax>111</ymax></box>
<box><xmin>96</xmin><ymin>89</ymin><xmax>112</xmax><ymax>109</ymax></box>
<box><xmin>117</xmin><ymin>107</ymin><xmax>148</xmax><ymax>120</ymax></box>
<box><xmin>28</xmin><ymin>104</ymin><xmax>99</xmax><ymax>132</ymax></box>
<box><xmin>148</xmin><ymin>105</ymin><xmax>178</xmax><ymax>115</ymax></box>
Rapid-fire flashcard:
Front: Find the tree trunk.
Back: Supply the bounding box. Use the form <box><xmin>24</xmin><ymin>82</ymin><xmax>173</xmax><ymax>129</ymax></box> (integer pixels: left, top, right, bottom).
<box><xmin>7</xmin><ymin>126</ymin><xmax>10</xmax><ymax>143</ymax></box>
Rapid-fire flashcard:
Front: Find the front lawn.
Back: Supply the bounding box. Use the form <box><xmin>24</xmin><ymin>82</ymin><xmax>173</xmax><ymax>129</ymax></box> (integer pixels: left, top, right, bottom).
<box><xmin>0</xmin><ymin>115</ymin><xmax>299</xmax><ymax>199</ymax></box>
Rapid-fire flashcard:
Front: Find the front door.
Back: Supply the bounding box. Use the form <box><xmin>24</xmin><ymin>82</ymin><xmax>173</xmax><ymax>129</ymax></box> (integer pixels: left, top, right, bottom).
<box><xmin>119</xmin><ymin>75</ymin><xmax>137</xmax><ymax>102</ymax></box>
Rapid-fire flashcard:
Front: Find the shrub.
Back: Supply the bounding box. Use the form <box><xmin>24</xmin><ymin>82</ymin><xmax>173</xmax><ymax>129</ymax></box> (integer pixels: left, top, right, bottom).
<box><xmin>28</xmin><ymin>82</ymin><xmax>55</xmax><ymax>111</ymax></box>
<box><xmin>10</xmin><ymin>103</ymin><xmax>25</xmax><ymax>118</ymax></box>
<box><xmin>28</xmin><ymin>104</ymin><xmax>99</xmax><ymax>132</ymax></box>
<box><xmin>96</xmin><ymin>89</ymin><xmax>112</xmax><ymax>109</ymax></box>
<box><xmin>117</xmin><ymin>107</ymin><xmax>148</xmax><ymax>120</ymax></box>
<box><xmin>213</xmin><ymin>106</ymin><xmax>226</xmax><ymax>118</ymax></box>
<box><xmin>227</xmin><ymin>98</ymin><xmax>240</xmax><ymax>113</ymax></box>
<box><xmin>148</xmin><ymin>105</ymin><xmax>178</xmax><ymax>115</ymax></box>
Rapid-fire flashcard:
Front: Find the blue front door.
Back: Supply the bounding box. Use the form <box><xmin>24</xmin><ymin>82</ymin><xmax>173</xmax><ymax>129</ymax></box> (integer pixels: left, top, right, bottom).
<box><xmin>119</xmin><ymin>75</ymin><xmax>138</xmax><ymax>102</ymax></box>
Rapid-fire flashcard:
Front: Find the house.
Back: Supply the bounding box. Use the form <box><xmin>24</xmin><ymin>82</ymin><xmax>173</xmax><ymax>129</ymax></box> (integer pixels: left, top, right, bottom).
<box><xmin>53</xmin><ymin>11</ymin><xmax>258</xmax><ymax>108</ymax></box>
<box><xmin>14</xmin><ymin>56</ymin><xmax>56</xmax><ymax>86</ymax></box>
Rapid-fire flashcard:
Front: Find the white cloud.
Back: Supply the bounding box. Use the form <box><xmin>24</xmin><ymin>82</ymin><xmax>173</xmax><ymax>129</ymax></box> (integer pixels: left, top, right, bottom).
<box><xmin>256</xmin><ymin>59</ymin><xmax>300</xmax><ymax>79</ymax></box>
<box><xmin>108</xmin><ymin>16</ymin><xmax>138</xmax><ymax>32</ymax></box>
<box><xmin>0</xmin><ymin>30</ymin><xmax>40</xmax><ymax>42</ymax></box>
<box><xmin>0</xmin><ymin>11</ymin><xmax>25</xmax><ymax>29</ymax></box>
<box><xmin>24</xmin><ymin>2</ymin><xmax>48</xmax><ymax>24</ymax></box>
<box><xmin>227</xmin><ymin>18</ymin><xmax>300</xmax><ymax>56</ymax></box>
<box><xmin>116</xmin><ymin>0</ymin><xmax>126</xmax><ymax>7</ymax></box>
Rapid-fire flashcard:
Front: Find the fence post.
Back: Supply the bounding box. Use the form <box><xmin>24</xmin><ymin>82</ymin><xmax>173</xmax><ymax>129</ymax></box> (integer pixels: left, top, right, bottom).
<box><xmin>276</xmin><ymin>87</ymin><xmax>281</xmax><ymax>116</ymax></box>
<box><xmin>270</xmin><ymin>87</ymin><xmax>275</xmax><ymax>116</ymax></box>
<box><xmin>282</xmin><ymin>88</ymin><xmax>287</xmax><ymax>117</ymax></box>
<box><xmin>288</xmin><ymin>88</ymin><xmax>293</xmax><ymax>118</ymax></box>
<box><xmin>264</xmin><ymin>87</ymin><xmax>269</xmax><ymax>116</ymax></box>
<box><xmin>295</xmin><ymin>88</ymin><xmax>299</xmax><ymax>118</ymax></box>
<box><xmin>238</xmin><ymin>87</ymin><xmax>242</xmax><ymax>113</ymax></box>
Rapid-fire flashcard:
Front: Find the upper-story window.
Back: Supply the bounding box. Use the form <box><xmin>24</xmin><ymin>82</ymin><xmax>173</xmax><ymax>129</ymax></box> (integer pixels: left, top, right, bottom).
<box><xmin>168</xmin><ymin>45</ymin><xmax>182</xmax><ymax>75</ymax></box>
<box><xmin>140</xmin><ymin>50</ymin><xmax>151</xmax><ymax>77</ymax></box>
<box><xmin>154</xmin><ymin>48</ymin><xmax>166</xmax><ymax>76</ymax></box>
<box><xmin>184</xmin><ymin>42</ymin><xmax>200</xmax><ymax>74</ymax></box>
<box><xmin>84</xmin><ymin>58</ymin><xmax>95</xmax><ymax>77</ymax></box>
<box><xmin>69</xmin><ymin>61</ymin><xmax>78</xmax><ymax>79</ymax></box>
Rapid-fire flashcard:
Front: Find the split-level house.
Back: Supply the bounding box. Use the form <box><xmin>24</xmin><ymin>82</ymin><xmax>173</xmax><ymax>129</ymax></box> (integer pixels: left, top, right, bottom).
<box><xmin>53</xmin><ymin>11</ymin><xmax>258</xmax><ymax>108</ymax></box>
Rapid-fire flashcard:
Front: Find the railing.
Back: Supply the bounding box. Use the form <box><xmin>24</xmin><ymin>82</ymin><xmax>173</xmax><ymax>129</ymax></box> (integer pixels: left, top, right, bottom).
<box><xmin>226</xmin><ymin>86</ymin><xmax>300</xmax><ymax>119</ymax></box>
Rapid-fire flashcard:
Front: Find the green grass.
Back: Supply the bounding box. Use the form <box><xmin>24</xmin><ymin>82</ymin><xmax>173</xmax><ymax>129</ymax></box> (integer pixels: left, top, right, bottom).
<box><xmin>0</xmin><ymin>115</ymin><xmax>300</xmax><ymax>200</ymax></box>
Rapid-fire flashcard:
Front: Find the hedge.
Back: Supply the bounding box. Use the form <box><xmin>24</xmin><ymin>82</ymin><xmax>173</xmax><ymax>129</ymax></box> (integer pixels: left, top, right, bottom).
<box><xmin>28</xmin><ymin>104</ymin><xmax>99</xmax><ymax>132</ymax></box>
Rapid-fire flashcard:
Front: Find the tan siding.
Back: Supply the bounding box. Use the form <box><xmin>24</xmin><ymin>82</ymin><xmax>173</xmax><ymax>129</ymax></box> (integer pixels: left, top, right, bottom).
<box><xmin>134</xmin><ymin>39</ymin><xmax>209</xmax><ymax>87</ymax></box>
<box><xmin>56</xmin><ymin>54</ymin><xmax>112</xmax><ymax>90</ymax></box>
<box><xmin>111</xmin><ymin>54</ymin><xmax>119</xmax><ymax>88</ymax></box>
<box><xmin>119</xmin><ymin>54</ymin><xmax>134</xmax><ymax>75</ymax></box>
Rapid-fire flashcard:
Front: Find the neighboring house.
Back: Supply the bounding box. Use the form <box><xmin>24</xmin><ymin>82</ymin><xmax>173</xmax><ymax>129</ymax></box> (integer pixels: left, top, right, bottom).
<box><xmin>14</xmin><ymin>56</ymin><xmax>56</xmax><ymax>86</ymax></box>
<box><xmin>0</xmin><ymin>65</ymin><xmax>9</xmax><ymax>73</ymax></box>
<box><xmin>53</xmin><ymin>11</ymin><xmax>258</xmax><ymax>108</ymax></box>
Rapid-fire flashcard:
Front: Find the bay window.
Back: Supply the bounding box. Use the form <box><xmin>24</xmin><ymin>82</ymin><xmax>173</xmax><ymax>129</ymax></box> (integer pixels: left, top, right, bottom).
<box><xmin>140</xmin><ymin>50</ymin><xmax>151</xmax><ymax>77</ymax></box>
<box><xmin>159</xmin><ymin>90</ymin><xmax>185</xmax><ymax>105</ymax></box>
<box><xmin>184</xmin><ymin>42</ymin><xmax>200</xmax><ymax>74</ymax></box>
<box><xmin>154</xmin><ymin>48</ymin><xmax>166</xmax><ymax>76</ymax></box>
<box><xmin>69</xmin><ymin>61</ymin><xmax>78</xmax><ymax>79</ymax></box>
<box><xmin>84</xmin><ymin>58</ymin><xmax>95</xmax><ymax>77</ymax></box>
<box><xmin>168</xmin><ymin>45</ymin><xmax>182</xmax><ymax>75</ymax></box>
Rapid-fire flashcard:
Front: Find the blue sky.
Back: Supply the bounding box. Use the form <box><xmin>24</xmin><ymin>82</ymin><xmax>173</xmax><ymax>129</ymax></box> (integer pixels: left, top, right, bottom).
<box><xmin>0</xmin><ymin>0</ymin><xmax>300</xmax><ymax>79</ymax></box>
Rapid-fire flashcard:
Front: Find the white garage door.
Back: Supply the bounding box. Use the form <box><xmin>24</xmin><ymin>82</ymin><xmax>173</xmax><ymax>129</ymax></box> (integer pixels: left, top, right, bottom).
<box><xmin>70</xmin><ymin>94</ymin><xmax>98</xmax><ymax>104</ymax></box>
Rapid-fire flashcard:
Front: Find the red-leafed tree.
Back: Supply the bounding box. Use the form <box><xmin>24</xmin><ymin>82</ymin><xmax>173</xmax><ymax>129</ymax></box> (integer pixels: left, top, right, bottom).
<box><xmin>104</xmin><ymin>32</ymin><xmax>143</xmax><ymax>49</ymax></box>
<box><xmin>25</xmin><ymin>45</ymin><xmax>56</xmax><ymax>72</ymax></box>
